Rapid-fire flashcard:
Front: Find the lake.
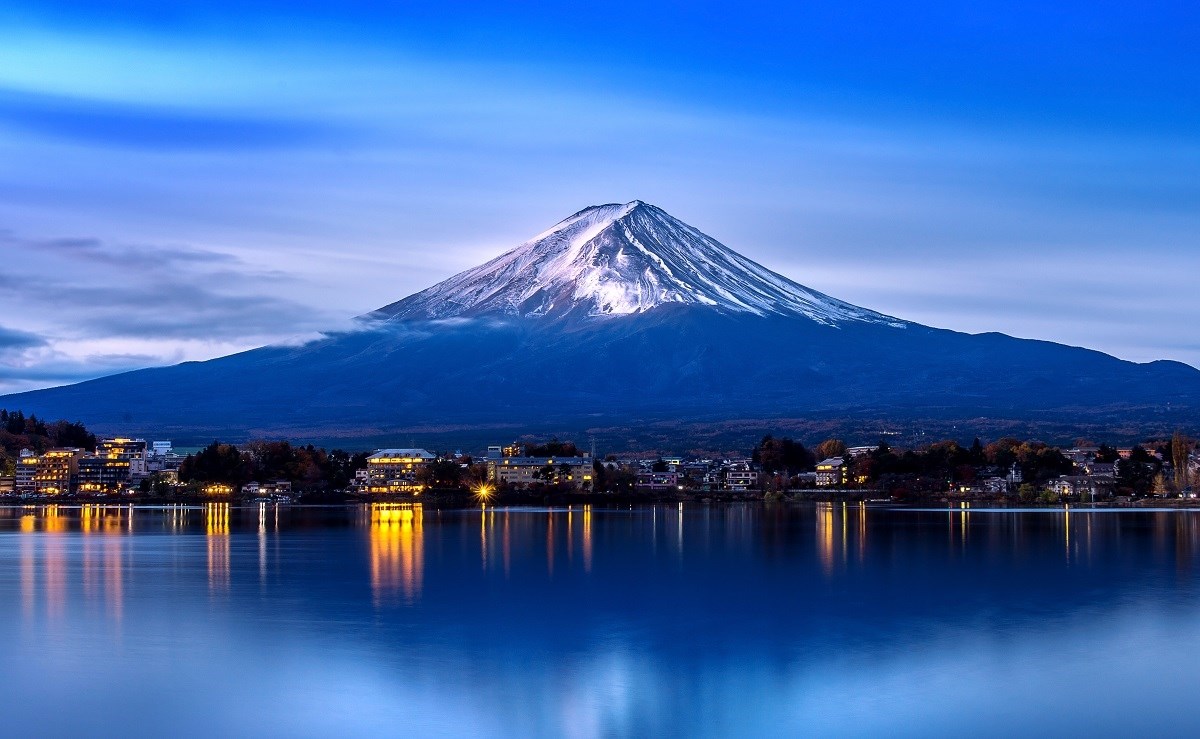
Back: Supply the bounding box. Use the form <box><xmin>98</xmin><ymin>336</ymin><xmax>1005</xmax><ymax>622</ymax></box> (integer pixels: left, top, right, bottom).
<box><xmin>2</xmin><ymin>502</ymin><xmax>1199</xmax><ymax>737</ymax></box>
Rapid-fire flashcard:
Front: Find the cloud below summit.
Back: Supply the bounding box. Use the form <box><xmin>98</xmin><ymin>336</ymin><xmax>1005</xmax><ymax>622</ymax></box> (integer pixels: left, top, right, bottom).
<box><xmin>0</xmin><ymin>232</ymin><xmax>340</xmax><ymax>392</ymax></box>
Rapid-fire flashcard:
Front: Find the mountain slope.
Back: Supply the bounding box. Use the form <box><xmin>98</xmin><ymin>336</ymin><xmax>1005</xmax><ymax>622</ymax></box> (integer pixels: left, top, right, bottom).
<box><xmin>4</xmin><ymin>201</ymin><xmax>1199</xmax><ymax>447</ymax></box>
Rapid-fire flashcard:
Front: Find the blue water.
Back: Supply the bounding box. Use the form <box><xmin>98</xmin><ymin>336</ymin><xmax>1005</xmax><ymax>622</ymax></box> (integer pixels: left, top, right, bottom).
<box><xmin>2</xmin><ymin>502</ymin><xmax>1199</xmax><ymax>737</ymax></box>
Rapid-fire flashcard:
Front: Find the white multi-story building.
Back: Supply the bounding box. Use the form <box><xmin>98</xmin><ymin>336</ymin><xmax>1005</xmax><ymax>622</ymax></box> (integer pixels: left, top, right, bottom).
<box><xmin>724</xmin><ymin>469</ymin><xmax>759</xmax><ymax>491</ymax></box>
<box><xmin>815</xmin><ymin>458</ymin><xmax>847</xmax><ymax>487</ymax></box>
<box><xmin>364</xmin><ymin>449</ymin><xmax>437</xmax><ymax>494</ymax></box>
<box><xmin>485</xmin><ymin>447</ymin><xmax>592</xmax><ymax>489</ymax></box>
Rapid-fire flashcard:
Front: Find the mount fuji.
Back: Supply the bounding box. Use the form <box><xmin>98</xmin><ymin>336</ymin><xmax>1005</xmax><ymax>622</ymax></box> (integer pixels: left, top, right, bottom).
<box><xmin>5</xmin><ymin>201</ymin><xmax>1200</xmax><ymax>447</ymax></box>
<box><xmin>374</xmin><ymin>201</ymin><xmax>903</xmax><ymax>327</ymax></box>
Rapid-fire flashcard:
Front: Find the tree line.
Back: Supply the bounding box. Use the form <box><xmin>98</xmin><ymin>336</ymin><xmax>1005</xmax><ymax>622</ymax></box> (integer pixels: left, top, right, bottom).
<box><xmin>749</xmin><ymin>433</ymin><xmax>1195</xmax><ymax>497</ymax></box>
<box><xmin>178</xmin><ymin>440</ymin><xmax>371</xmax><ymax>491</ymax></box>
<box><xmin>0</xmin><ymin>409</ymin><xmax>96</xmax><ymax>476</ymax></box>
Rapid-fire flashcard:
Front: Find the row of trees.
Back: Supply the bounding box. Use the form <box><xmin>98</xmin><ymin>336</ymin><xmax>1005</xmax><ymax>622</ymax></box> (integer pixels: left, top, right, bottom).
<box><xmin>178</xmin><ymin>441</ymin><xmax>371</xmax><ymax>491</ymax></box>
<box><xmin>176</xmin><ymin>441</ymin><xmax>488</xmax><ymax>492</ymax></box>
<box><xmin>749</xmin><ymin>433</ymin><xmax>1197</xmax><ymax>497</ymax></box>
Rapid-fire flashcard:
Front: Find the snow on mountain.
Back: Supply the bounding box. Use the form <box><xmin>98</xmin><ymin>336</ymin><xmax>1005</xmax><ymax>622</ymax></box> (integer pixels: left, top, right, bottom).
<box><xmin>373</xmin><ymin>200</ymin><xmax>906</xmax><ymax>327</ymax></box>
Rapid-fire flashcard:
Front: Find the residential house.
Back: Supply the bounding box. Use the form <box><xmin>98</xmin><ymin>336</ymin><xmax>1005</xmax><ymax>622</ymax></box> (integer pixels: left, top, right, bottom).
<box><xmin>1084</xmin><ymin>462</ymin><xmax>1117</xmax><ymax>478</ymax></box>
<box><xmin>636</xmin><ymin>471</ymin><xmax>679</xmax><ymax>491</ymax></box>
<box><xmin>1048</xmin><ymin>475</ymin><xmax>1114</xmax><ymax>500</ymax></box>
<box><xmin>723</xmin><ymin>468</ymin><xmax>759</xmax><ymax>491</ymax></box>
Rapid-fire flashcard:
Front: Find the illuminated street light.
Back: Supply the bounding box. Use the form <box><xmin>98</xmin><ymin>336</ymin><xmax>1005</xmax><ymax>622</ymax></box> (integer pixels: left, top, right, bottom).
<box><xmin>474</xmin><ymin>483</ymin><xmax>494</xmax><ymax>503</ymax></box>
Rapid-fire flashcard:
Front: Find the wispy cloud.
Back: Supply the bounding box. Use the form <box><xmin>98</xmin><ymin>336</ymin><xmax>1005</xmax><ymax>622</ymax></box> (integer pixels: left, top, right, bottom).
<box><xmin>0</xmin><ymin>231</ymin><xmax>342</xmax><ymax>391</ymax></box>
<box><xmin>0</xmin><ymin>325</ymin><xmax>46</xmax><ymax>352</ymax></box>
<box><xmin>0</xmin><ymin>232</ymin><xmax>332</xmax><ymax>338</ymax></box>
<box><xmin>0</xmin><ymin>86</ymin><xmax>343</xmax><ymax>150</ymax></box>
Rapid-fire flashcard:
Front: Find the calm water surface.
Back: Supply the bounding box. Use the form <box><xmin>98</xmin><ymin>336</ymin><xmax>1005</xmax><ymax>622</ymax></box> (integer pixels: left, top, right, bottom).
<box><xmin>2</xmin><ymin>502</ymin><xmax>1200</xmax><ymax>737</ymax></box>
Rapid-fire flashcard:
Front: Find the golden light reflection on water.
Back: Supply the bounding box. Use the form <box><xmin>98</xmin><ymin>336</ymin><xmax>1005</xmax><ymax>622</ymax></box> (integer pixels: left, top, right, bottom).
<box><xmin>817</xmin><ymin>503</ymin><xmax>835</xmax><ymax>576</ymax></box>
<box><xmin>98</xmin><ymin>526</ymin><xmax>123</xmax><ymax>622</ymax></box>
<box><xmin>81</xmin><ymin>504</ymin><xmax>129</xmax><ymax>535</ymax></box>
<box><xmin>16</xmin><ymin>504</ymin><xmax>128</xmax><ymax>624</ymax></box>
<box><xmin>20</xmin><ymin>527</ymin><xmax>34</xmax><ymax>621</ymax></box>
<box><xmin>962</xmin><ymin>502</ymin><xmax>970</xmax><ymax>548</ymax></box>
<box><xmin>582</xmin><ymin>505</ymin><xmax>593</xmax><ymax>573</ymax></box>
<box><xmin>474</xmin><ymin>507</ymin><xmax>594</xmax><ymax>577</ymax></box>
<box><xmin>366</xmin><ymin>503</ymin><xmax>424</xmax><ymax>605</ymax></box>
<box><xmin>814</xmin><ymin>502</ymin><xmax>868</xmax><ymax>575</ymax></box>
<box><xmin>481</xmin><ymin>505</ymin><xmax>489</xmax><ymax>571</ymax></box>
<box><xmin>79</xmin><ymin>506</ymin><xmax>127</xmax><ymax>622</ymax></box>
<box><xmin>858</xmin><ymin>501</ymin><xmax>867</xmax><ymax>563</ymax></box>
<box><xmin>503</xmin><ymin>510</ymin><xmax>511</xmax><ymax>577</ymax></box>
<box><xmin>41</xmin><ymin>505</ymin><xmax>67</xmax><ymax>534</ymax></box>
<box><xmin>166</xmin><ymin>504</ymin><xmax>183</xmax><ymax>532</ymax></box>
<box><xmin>1065</xmin><ymin>505</ymin><xmax>1071</xmax><ymax>562</ymax></box>
<box><xmin>206</xmin><ymin>503</ymin><xmax>230</xmax><ymax>593</ymax></box>
<box><xmin>546</xmin><ymin>511</ymin><xmax>555</xmax><ymax>577</ymax></box>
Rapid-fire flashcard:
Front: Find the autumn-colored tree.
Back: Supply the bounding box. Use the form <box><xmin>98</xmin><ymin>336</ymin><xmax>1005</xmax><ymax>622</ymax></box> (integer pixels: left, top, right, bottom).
<box><xmin>1171</xmin><ymin>431</ymin><xmax>1191</xmax><ymax>490</ymax></box>
<box><xmin>815</xmin><ymin>439</ymin><xmax>847</xmax><ymax>461</ymax></box>
<box><xmin>1152</xmin><ymin>472</ymin><xmax>1170</xmax><ymax>497</ymax></box>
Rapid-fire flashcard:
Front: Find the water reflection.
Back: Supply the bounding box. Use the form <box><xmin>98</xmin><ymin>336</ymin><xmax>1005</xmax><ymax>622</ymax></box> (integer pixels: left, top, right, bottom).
<box><xmin>79</xmin><ymin>507</ymin><xmax>126</xmax><ymax>623</ymax></box>
<box><xmin>817</xmin><ymin>502</ymin><xmax>834</xmax><ymax>575</ymax></box>
<box><xmin>13</xmin><ymin>505</ymin><xmax>131</xmax><ymax>626</ymax></box>
<box><xmin>365</xmin><ymin>503</ymin><xmax>424</xmax><ymax>605</ymax></box>
<box><xmin>206</xmin><ymin>503</ymin><xmax>230</xmax><ymax>592</ymax></box>
<box><xmin>471</xmin><ymin>506</ymin><xmax>599</xmax><ymax>579</ymax></box>
<box><xmin>4</xmin><ymin>504</ymin><xmax>1200</xmax><ymax>735</ymax></box>
<box><xmin>80</xmin><ymin>504</ymin><xmax>130</xmax><ymax>535</ymax></box>
<box><xmin>582</xmin><ymin>505</ymin><xmax>592</xmax><ymax>573</ymax></box>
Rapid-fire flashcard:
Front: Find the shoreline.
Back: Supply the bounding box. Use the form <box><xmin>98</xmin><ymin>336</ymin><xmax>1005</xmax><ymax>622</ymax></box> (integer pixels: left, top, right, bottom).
<box><xmin>2</xmin><ymin>492</ymin><xmax>1199</xmax><ymax>510</ymax></box>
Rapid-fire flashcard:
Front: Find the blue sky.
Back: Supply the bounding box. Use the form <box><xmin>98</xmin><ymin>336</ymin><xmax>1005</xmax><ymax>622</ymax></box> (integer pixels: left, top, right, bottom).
<box><xmin>1</xmin><ymin>1</ymin><xmax>1198</xmax><ymax>392</ymax></box>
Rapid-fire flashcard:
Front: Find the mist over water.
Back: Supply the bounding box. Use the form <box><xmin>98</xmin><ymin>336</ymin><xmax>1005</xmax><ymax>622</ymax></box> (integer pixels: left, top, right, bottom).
<box><xmin>1</xmin><ymin>503</ymin><xmax>1199</xmax><ymax>737</ymax></box>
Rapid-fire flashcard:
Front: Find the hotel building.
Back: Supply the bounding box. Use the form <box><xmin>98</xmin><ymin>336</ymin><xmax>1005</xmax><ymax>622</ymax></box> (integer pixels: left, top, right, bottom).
<box><xmin>15</xmin><ymin>448</ymin><xmax>87</xmax><ymax>496</ymax></box>
<box><xmin>485</xmin><ymin>446</ymin><xmax>593</xmax><ymax>489</ymax></box>
<box><xmin>365</xmin><ymin>449</ymin><xmax>437</xmax><ymax>494</ymax></box>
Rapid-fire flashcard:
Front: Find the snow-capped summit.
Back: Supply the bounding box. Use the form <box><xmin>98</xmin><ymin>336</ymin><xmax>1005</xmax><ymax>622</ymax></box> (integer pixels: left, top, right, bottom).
<box><xmin>373</xmin><ymin>201</ymin><xmax>906</xmax><ymax>327</ymax></box>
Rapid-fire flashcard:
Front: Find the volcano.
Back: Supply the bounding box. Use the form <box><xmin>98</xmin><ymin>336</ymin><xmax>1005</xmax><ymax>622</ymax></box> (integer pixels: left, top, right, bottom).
<box><xmin>373</xmin><ymin>201</ymin><xmax>904</xmax><ymax>326</ymax></box>
<box><xmin>5</xmin><ymin>201</ymin><xmax>1199</xmax><ymax>447</ymax></box>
